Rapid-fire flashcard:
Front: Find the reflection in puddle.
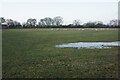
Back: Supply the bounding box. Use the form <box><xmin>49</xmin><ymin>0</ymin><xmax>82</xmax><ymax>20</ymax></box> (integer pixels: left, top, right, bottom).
<box><xmin>54</xmin><ymin>41</ymin><xmax>120</xmax><ymax>49</ymax></box>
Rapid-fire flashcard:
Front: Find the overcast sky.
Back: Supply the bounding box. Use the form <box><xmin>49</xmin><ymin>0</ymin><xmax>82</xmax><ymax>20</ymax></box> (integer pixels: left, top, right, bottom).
<box><xmin>0</xmin><ymin>0</ymin><xmax>119</xmax><ymax>24</ymax></box>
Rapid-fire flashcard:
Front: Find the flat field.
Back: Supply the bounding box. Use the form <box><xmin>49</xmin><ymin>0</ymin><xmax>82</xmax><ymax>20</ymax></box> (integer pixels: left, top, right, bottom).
<box><xmin>2</xmin><ymin>28</ymin><xmax>120</xmax><ymax>78</ymax></box>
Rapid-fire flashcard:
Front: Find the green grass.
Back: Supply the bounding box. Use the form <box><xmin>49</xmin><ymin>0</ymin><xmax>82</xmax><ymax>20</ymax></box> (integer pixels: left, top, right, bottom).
<box><xmin>2</xmin><ymin>28</ymin><xmax>119</xmax><ymax>78</ymax></box>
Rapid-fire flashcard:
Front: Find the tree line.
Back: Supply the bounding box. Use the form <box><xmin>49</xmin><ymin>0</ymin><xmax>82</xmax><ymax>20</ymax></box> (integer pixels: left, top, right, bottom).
<box><xmin>0</xmin><ymin>16</ymin><xmax>119</xmax><ymax>29</ymax></box>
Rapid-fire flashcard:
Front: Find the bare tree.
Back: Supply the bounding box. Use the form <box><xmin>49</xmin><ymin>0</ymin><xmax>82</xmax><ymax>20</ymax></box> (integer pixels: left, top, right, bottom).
<box><xmin>45</xmin><ymin>17</ymin><xmax>54</xmax><ymax>26</ymax></box>
<box><xmin>39</xmin><ymin>19</ymin><xmax>46</xmax><ymax>27</ymax></box>
<box><xmin>0</xmin><ymin>17</ymin><xmax>5</xmax><ymax>23</ymax></box>
<box><xmin>13</xmin><ymin>21</ymin><xmax>21</xmax><ymax>27</ymax></box>
<box><xmin>6</xmin><ymin>19</ymin><xmax>14</xmax><ymax>27</ymax></box>
<box><xmin>26</xmin><ymin>18</ymin><xmax>37</xmax><ymax>27</ymax></box>
<box><xmin>95</xmin><ymin>21</ymin><xmax>104</xmax><ymax>27</ymax></box>
<box><xmin>96</xmin><ymin>21</ymin><xmax>103</xmax><ymax>24</ymax></box>
<box><xmin>53</xmin><ymin>16</ymin><xmax>63</xmax><ymax>26</ymax></box>
<box><xmin>5</xmin><ymin>19</ymin><xmax>21</xmax><ymax>28</ymax></box>
<box><xmin>0</xmin><ymin>17</ymin><xmax>6</xmax><ymax>28</ymax></box>
<box><xmin>39</xmin><ymin>17</ymin><xmax>54</xmax><ymax>26</ymax></box>
<box><xmin>108</xmin><ymin>19</ymin><xmax>118</xmax><ymax>27</ymax></box>
<box><xmin>73</xmin><ymin>19</ymin><xmax>81</xmax><ymax>26</ymax></box>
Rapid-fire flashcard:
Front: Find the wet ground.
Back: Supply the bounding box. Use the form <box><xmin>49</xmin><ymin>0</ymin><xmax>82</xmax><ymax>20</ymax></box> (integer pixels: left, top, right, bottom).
<box><xmin>54</xmin><ymin>41</ymin><xmax>120</xmax><ymax>49</ymax></box>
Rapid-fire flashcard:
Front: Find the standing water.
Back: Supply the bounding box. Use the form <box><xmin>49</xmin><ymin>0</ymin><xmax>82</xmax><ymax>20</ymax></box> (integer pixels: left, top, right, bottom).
<box><xmin>54</xmin><ymin>41</ymin><xmax>120</xmax><ymax>49</ymax></box>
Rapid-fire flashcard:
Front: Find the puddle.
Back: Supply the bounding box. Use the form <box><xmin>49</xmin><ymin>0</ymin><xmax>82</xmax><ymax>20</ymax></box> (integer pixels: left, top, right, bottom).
<box><xmin>54</xmin><ymin>41</ymin><xmax>120</xmax><ymax>49</ymax></box>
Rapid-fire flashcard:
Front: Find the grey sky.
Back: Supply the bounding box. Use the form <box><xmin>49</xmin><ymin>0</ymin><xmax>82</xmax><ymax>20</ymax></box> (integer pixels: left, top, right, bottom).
<box><xmin>0</xmin><ymin>0</ymin><xmax>119</xmax><ymax>24</ymax></box>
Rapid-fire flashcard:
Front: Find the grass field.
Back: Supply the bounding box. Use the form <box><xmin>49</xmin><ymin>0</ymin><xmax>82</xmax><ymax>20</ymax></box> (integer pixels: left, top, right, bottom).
<box><xmin>2</xmin><ymin>28</ymin><xmax>120</xmax><ymax>78</ymax></box>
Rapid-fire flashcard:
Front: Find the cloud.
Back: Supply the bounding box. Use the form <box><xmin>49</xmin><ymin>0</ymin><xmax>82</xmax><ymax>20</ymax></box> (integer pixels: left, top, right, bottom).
<box><xmin>1</xmin><ymin>0</ymin><xmax>119</xmax><ymax>3</ymax></box>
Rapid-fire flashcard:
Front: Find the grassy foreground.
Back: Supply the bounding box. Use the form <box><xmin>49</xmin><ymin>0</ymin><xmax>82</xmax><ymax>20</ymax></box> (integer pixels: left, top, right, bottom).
<box><xmin>2</xmin><ymin>28</ymin><xmax>119</xmax><ymax>78</ymax></box>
